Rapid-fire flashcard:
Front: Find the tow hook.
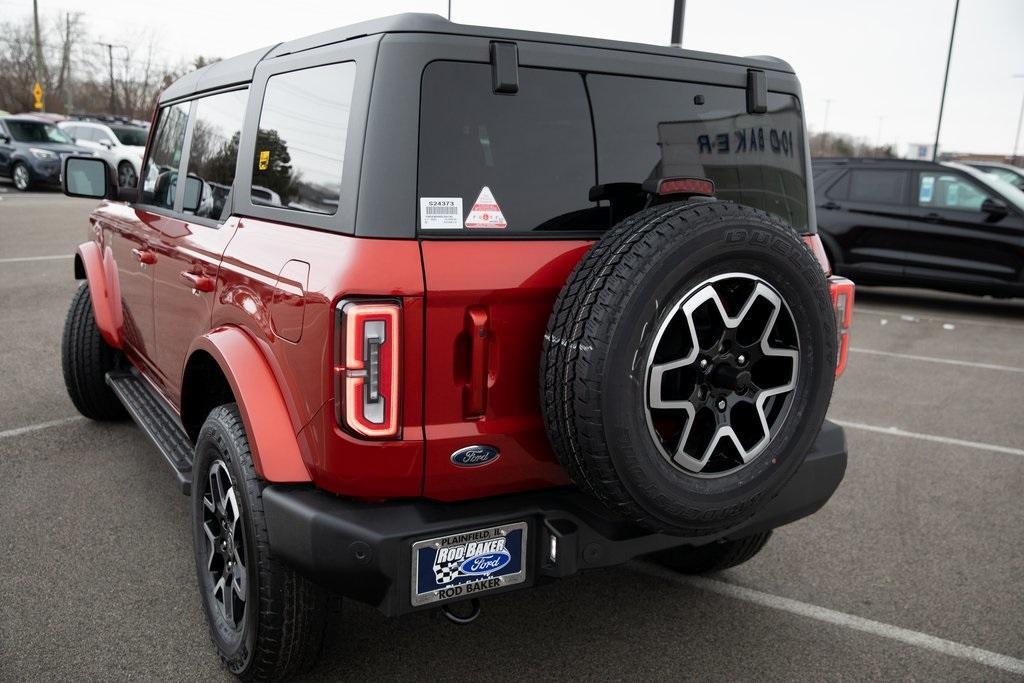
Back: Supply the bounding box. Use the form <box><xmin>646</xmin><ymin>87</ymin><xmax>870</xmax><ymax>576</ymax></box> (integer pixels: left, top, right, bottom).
<box><xmin>440</xmin><ymin>598</ymin><xmax>481</xmax><ymax>625</ymax></box>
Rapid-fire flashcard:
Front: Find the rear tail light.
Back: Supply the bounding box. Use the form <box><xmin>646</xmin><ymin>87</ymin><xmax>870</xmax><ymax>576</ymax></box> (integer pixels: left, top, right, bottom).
<box><xmin>334</xmin><ymin>300</ymin><xmax>400</xmax><ymax>438</ymax></box>
<box><xmin>828</xmin><ymin>277</ymin><xmax>855</xmax><ymax>378</ymax></box>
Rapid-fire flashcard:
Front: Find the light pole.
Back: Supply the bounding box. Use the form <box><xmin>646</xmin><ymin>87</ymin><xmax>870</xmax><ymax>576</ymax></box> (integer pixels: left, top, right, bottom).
<box><xmin>96</xmin><ymin>42</ymin><xmax>127</xmax><ymax>115</ymax></box>
<box><xmin>32</xmin><ymin>0</ymin><xmax>45</xmax><ymax>111</ymax></box>
<box><xmin>932</xmin><ymin>0</ymin><xmax>960</xmax><ymax>161</ymax></box>
<box><xmin>671</xmin><ymin>0</ymin><xmax>685</xmax><ymax>47</ymax></box>
<box><xmin>1012</xmin><ymin>75</ymin><xmax>1024</xmax><ymax>166</ymax></box>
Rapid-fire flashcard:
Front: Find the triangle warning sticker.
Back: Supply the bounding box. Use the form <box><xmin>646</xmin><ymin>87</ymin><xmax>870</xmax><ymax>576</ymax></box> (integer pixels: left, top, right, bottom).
<box><xmin>464</xmin><ymin>186</ymin><xmax>508</xmax><ymax>229</ymax></box>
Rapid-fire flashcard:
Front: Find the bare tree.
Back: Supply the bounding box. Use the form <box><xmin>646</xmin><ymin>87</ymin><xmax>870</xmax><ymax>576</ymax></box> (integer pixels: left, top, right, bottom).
<box><xmin>0</xmin><ymin>13</ymin><xmax>189</xmax><ymax>119</ymax></box>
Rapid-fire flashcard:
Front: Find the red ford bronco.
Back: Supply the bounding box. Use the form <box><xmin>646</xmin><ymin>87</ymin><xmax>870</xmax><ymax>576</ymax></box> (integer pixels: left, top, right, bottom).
<box><xmin>60</xmin><ymin>14</ymin><xmax>854</xmax><ymax>679</ymax></box>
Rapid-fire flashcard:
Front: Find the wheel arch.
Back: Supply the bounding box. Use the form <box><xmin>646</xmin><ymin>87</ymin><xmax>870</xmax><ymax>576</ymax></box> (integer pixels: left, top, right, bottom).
<box><xmin>184</xmin><ymin>328</ymin><xmax>312</xmax><ymax>483</ymax></box>
<box><xmin>75</xmin><ymin>241</ymin><xmax>123</xmax><ymax>348</ymax></box>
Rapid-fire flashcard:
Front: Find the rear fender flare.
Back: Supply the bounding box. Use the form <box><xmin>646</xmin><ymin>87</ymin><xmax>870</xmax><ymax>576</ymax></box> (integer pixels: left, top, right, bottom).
<box><xmin>75</xmin><ymin>241</ymin><xmax>123</xmax><ymax>348</ymax></box>
<box><xmin>188</xmin><ymin>328</ymin><xmax>312</xmax><ymax>483</ymax></box>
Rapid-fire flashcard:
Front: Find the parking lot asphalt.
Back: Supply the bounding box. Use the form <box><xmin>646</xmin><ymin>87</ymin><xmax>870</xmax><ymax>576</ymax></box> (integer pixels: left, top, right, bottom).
<box><xmin>2</xmin><ymin>187</ymin><xmax>1023</xmax><ymax>681</ymax></box>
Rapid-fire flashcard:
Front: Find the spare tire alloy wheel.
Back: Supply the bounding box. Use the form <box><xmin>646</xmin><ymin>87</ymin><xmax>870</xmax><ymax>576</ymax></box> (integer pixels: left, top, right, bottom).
<box><xmin>542</xmin><ymin>201</ymin><xmax>836</xmax><ymax>536</ymax></box>
<box><xmin>201</xmin><ymin>460</ymin><xmax>248</xmax><ymax>631</ymax></box>
<box><xmin>646</xmin><ymin>272</ymin><xmax>799</xmax><ymax>476</ymax></box>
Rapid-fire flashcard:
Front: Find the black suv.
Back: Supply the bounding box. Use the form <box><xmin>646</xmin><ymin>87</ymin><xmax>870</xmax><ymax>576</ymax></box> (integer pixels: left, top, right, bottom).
<box><xmin>813</xmin><ymin>158</ymin><xmax>1024</xmax><ymax>297</ymax></box>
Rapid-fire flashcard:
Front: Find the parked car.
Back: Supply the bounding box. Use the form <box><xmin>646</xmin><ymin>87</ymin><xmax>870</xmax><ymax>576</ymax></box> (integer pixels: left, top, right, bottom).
<box><xmin>59</xmin><ymin>119</ymin><xmax>147</xmax><ymax>188</ymax></box>
<box><xmin>813</xmin><ymin>157</ymin><xmax>1024</xmax><ymax>297</ymax></box>
<box><xmin>59</xmin><ymin>14</ymin><xmax>853</xmax><ymax>678</ymax></box>
<box><xmin>962</xmin><ymin>160</ymin><xmax>1024</xmax><ymax>191</ymax></box>
<box><xmin>0</xmin><ymin>115</ymin><xmax>94</xmax><ymax>191</ymax></box>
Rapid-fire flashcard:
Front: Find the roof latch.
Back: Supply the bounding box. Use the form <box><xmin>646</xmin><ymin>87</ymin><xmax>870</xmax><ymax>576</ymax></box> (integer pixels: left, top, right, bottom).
<box><xmin>490</xmin><ymin>41</ymin><xmax>519</xmax><ymax>94</ymax></box>
<box><xmin>746</xmin><ymin>69</ymin><xmax>767</xmax><ymax>114</ymax></box>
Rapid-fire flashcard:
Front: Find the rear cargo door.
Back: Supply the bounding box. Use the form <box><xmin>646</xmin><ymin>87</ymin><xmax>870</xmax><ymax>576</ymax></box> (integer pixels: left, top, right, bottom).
<box><xmin>418</xmin><ymin>60</ymin><xmax>604</xmax><ymax>500</ymax></box>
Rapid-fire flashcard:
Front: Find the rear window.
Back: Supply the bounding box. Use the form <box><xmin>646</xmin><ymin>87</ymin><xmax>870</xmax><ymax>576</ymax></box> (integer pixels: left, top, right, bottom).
<box><xmin>588</xmin><ymin>75</ymin><xmax>809</xmax><ymax>232</ymax></box>
<box><xmin>418</xmin><ymin>62</ymin><xmax>599</xmax><ymax>233</ymax></box>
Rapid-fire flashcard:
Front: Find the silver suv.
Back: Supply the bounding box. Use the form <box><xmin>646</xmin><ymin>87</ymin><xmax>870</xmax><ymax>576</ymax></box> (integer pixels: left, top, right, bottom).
<box><xmin>58</xmin><ymin>120</ymin><xmax>147</xmax><ymax>187</ymax></box>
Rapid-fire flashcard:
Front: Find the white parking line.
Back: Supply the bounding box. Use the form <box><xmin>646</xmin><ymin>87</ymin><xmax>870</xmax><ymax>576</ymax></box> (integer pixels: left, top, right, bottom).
<box><xmin>832</xmin><ymin>419</ymin><xmax>1024</xmax><ymax>457</ymax></box>
<box><xmin>855</xmin><ymin>307</ymin><xmax>1024</xmax><ymax>331</ymax></box>
<box><xmin>850</xmin><ymin>347</ymin><xmax>1024</xmax><ymax>374</ymax></box>
<box><xmin>632</xmin><ymin>566</ymin><xmax>1024</xmax><ymax>676</ymax></box>
<box><xmin>0</xmin><ymin>416</ymin><xmax>83</xmax><ymax>440</ymax></box>
<box><xmin>0</xmin><ymin>255</ymin><xmax>72</xmax><ymax>264</ymax></box>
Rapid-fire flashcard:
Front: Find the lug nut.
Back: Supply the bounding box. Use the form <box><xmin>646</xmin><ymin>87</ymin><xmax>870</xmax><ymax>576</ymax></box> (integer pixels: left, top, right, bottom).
<box><xmin>716</xmin><ymin>399</ymin><xmax>727</xmax><ymax>411</ymax></box>
<box><xmin>737</xmin><ymin>354</ymin><xmax>746</xmax><ymax>366</ymax></box>
<box><xmin>699</xmin><ymin>358</ymin><xmax>709</xmax><ymax>370</ymax></box>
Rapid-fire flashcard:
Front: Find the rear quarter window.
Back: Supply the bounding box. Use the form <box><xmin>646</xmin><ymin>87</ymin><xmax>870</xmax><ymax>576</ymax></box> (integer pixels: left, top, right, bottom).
<box><xmin>251</xmin><ymin>61</ymin><xmax>356</xmax><ymax>215</ymax></box>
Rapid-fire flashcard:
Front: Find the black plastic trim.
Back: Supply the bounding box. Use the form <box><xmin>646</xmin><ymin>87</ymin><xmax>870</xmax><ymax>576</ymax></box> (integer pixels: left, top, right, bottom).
<box><xmin>262</xmin><ymin>420</ymin><xmax>847</xmax><ymax>616</ymax></box>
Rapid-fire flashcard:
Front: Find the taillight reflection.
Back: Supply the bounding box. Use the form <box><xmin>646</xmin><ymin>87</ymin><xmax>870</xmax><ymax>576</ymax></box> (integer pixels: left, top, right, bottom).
<box><xmin>335</xmin><ymin>300</ymin><xmax>401</xmax><ymax>438</ymax></box>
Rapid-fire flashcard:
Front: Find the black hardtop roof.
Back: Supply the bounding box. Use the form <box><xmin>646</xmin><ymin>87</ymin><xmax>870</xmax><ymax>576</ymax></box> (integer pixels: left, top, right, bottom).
<box><xmin>159</xmin><ymin>12</ymin><xmax>794</xmax><ymax>103</ymax></box>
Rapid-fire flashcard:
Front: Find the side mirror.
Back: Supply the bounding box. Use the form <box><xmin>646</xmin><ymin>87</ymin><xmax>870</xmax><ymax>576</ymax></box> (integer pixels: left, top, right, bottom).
<box><xmin>100</xmin><ymin>139</ymin><xmax>114</xmax><ymax>149</ymax></box>
<box><xmin>63</xmin><ymin>156</ymin><xmax>116</xmax><ymax>200</ymax></box>
<box><xmin>182</xmin><ymin>175</ymin><xmax>204</xmax><ymax>212</ymax></box>
<box><xmin>981</xmin><ymin>197</ymin><xmax>1009</xmax><ymax>219</ymax></box>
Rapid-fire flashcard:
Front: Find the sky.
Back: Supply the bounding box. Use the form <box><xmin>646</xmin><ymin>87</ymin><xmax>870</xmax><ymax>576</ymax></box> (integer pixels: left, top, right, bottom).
<box><xmin>4</xmin><ymin>0</ymin><xmax>1022</xmax><ymax>155</ymax></box>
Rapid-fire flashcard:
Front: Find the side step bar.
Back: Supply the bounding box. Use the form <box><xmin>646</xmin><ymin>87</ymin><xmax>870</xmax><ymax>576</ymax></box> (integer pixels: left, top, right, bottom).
<box><xmin>106</xmin><ymin>371</ymin><xmax>194</xmax><ymax>495</ymax></box>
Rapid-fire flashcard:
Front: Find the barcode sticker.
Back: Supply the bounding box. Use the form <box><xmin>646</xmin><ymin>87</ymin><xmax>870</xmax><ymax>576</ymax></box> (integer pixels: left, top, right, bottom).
<box><xmin>420</xmin><ymin>197</ymin><xmax>464</xmax><ymax>229</ymax></box>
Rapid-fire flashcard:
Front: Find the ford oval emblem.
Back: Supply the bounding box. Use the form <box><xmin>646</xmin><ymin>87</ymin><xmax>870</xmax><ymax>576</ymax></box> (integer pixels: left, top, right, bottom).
<box><xmin>459</xmin><ymin>550</ymin><xmax>511</xmax><ymax>576</ymax></box>
<box><xmin>450</xmin><ymin>445</ymin><xmax>500</xmax><ymax>468</ymax></box>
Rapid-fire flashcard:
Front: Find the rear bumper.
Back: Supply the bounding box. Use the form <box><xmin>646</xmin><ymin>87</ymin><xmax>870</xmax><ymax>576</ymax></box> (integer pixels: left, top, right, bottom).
<box><xmin>263</xmin><ymin>420</ymin><xmax>847</xmax><ymax>616</ymax></box>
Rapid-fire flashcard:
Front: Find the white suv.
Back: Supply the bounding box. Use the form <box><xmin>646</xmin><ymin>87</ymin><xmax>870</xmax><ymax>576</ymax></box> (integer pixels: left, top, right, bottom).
<box><xmin>58</xmin><ymin>120</ymin><xmax>147</xmax><ymax>187</ymax></box>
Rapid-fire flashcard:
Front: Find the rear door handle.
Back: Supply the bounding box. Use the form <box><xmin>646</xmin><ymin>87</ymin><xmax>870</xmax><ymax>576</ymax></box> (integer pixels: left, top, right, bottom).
<box><xmin>923</xmin><ymin>212</ymin><xmax>942</xmax><ymax>223</ymax></box>
<box><xmin>463</xmin><ymin>307</ymin><xmax>489</xmax><ymax>417</ymax></box>
<box><xmin>131</xmin><ymin>247</ymin><xmax>156</xmax><ymax>265</ymax></box>
<box><xmin>821</xmin><ymin>201</ymin><xmax>841</xmax><ymax>211</ymax></box>
<box><xmin>179</xmin><ymin>270</ymin><xmax>216</xmax><ymax>293</ymax></box>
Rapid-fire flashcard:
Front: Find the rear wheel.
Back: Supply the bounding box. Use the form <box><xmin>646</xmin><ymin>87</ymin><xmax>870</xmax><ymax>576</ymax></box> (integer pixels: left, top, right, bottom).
<box><xmin>192</xmin><ymin>404</ymin><xmax>328</xmax><ymax>680</ymax></box>
<box><xmin>12</xmin><ymin>162</ymin><xmax>31</xmax><ymax>191</ymax></box>
<box><xmin>648</xmin><ymin>532</ymin><xmax>772</xmax><ymax>574</ymax></box>
<box><xmin>61</xmin><ymin>283</ymin><xmax>126</xmax><ymax>421</ymax></box>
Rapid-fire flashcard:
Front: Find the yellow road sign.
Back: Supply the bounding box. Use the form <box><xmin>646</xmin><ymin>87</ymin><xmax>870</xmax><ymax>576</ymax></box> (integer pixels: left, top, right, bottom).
<box><xmin>32</xmin><ymin>82</ymin><xmax>43</xmax><ymax>110</ymax></box>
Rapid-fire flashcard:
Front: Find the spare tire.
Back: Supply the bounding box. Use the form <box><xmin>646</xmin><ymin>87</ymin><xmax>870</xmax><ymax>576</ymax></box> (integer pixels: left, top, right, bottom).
<box><xmin>541</xmin><ymin>200</ymin><xmax>836</xmax><ymax>536</ymax></box>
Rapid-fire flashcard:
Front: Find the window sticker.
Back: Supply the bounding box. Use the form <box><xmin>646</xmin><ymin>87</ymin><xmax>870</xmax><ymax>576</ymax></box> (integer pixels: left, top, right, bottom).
<box><xmin>919</xmin><ymin>175</ymin><xmax>934</xmax><ymax>203</ymax></box>
<box><xmin>420</xmin><ymin>197</ymin><xmax>463</xmax><ymax>229</ymax></box>
<box><xmin>258</xmin><ymin>150</ymin><xmax>270</xmax><ymax>171</ymax></box>
<box><xmin>465</xmin><ymin>186</ymin><xmax>508</xmax><ymax>229</ymax></box>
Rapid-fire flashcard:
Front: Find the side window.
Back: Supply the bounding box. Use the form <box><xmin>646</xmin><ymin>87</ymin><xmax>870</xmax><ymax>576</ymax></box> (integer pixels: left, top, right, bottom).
<box><xmin>848</xmin><ymin>170</ymin><xmax>908</xmax><ymax>205</ymax></box>
<box><xmin>141</xmin><ymin>102</ymin><xmax>190</xmax><ymax>209</ymax></box>
<box><xmin>917</xmin><ymin>172</ymin><xmax>990</xmax><ymax>211</ymax></box>
<box><xmin>182</xmin><ymin>88</ymin><xmax>248</xmax><ymax>221</ymax></box>
<box><xmin>251</xmin><ymin>61</ymin><xmax>355</xmax><ymax>214</ymax></box>
<box><xmin>418</xmin><ymin>62</ymin><xmax>598</xmax><ymax>233</ymax></box>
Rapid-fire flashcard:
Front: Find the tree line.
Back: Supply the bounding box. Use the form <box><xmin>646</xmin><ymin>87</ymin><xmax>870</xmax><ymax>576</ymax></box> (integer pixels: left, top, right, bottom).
<box><xmin>0</xmin><ymin>13</ymin><xmax>217</xmax><ymax>120</ymax></box>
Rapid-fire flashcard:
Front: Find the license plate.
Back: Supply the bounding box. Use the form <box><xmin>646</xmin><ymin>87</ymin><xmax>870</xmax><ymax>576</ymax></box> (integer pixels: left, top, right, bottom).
<box><xmin>410</xmin><ymin>521</ymin><xmax>528</xmax><ymax>606</ymax></box>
